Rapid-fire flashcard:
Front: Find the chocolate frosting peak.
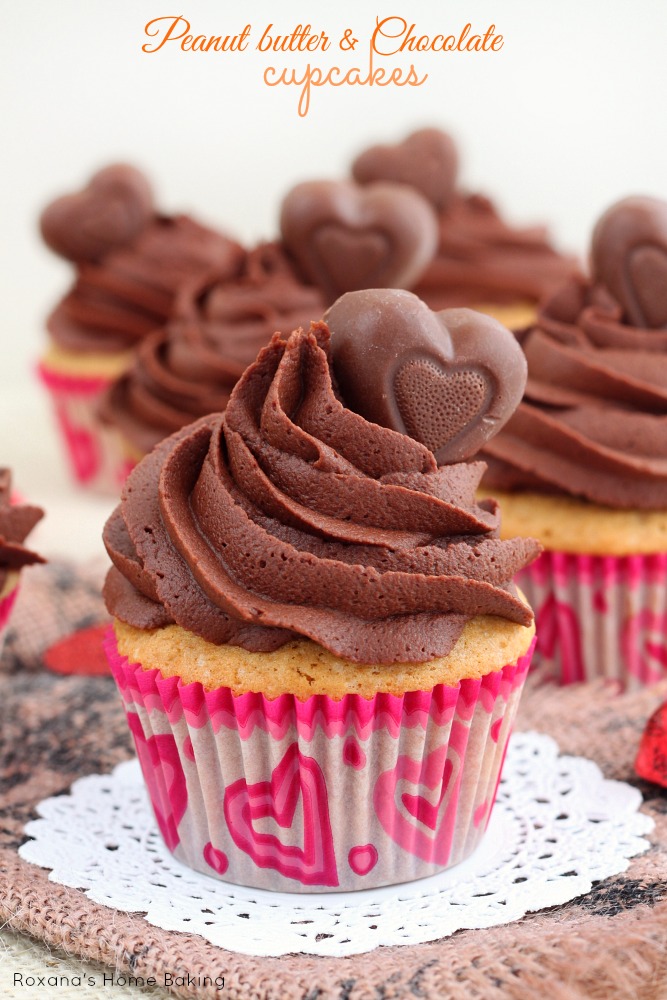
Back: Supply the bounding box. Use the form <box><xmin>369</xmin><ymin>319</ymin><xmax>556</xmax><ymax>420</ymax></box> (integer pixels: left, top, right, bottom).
<box><xmin>482</xmin><ymin>197</ymin><xmax>667</xmax><ymax>508</ymax></box>
<box><xmin>100</xmin><ymin>244</ymin><xmax>325</xmax><ymax>453</ymax></box>
<box><xmin>412</xmin><ymin>193</ymin><xmax>580</xmax><ymax>312</ymax></box>
<box><xmin>0</xmin><ymin>470</ymin><xmax>45</xmax><ymax>590</ymax></box>
<box><xmin>104</xmin><ymin>325</ymin><xmax>537</xmax><ymax>663</ymax></box>
<box><xmin>41</xmin><ymin>163</ymin><xmax>246</xmax><ymax>355</ymax></box>
<box><xmin>47</xmin><ymin>216</ymin><xmax>245</xmax><ymax>355</ymax></box>
<box><xmin>347</xmin><ymin>127</ymin><xmax>580</xmax><ymax>314</ymax></box>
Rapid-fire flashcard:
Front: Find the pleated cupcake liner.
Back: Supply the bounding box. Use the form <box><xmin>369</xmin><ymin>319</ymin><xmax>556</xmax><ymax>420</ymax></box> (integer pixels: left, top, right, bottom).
<box><xmin>519</xmin><ymin>551</ymin><xmax>667</xmax><ymax>690</ymax></box>
<box><xmin>0</xmin><ymin>577</ymin><xmax>20</xmax><ymax>658</ymax></box>
<box><xmin>37</xmin><ymin>362</ymin><xmax>135</xmax><ymax>495</ymax></box>
<box><xmin>105</xmin><ymin>629</ymin><xmax>534</xmax><ymax>892</ymax></box>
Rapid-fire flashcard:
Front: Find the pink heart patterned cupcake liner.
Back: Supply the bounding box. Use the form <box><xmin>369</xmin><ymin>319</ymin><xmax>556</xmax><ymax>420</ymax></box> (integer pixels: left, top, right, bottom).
<box><xmin>37</xmin><ymin>362</ymin><xmax>137</xmax><ymax>494</ymax></box>
<box><xmin>519</xmin><ymin>551</ymin><xmax>667</xmax><ymax>690</ymax></box>
<box><xmin>105</xmin><ymin>630</ymin><xmax>534</xmax><ymax>892</ymax></box>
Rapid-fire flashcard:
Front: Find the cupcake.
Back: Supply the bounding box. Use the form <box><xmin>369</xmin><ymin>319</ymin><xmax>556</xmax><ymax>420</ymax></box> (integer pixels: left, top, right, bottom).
<box><xmin>351</xmin><ymin>128</ymin><xmax>581</xmax><ymax>330</ymax></box>
<box><xmin>481</xmin><ymin>196</ymin><xmax>667</xmax><ymax>689</ymax></box>
<box><xmin>38</xmin><ymin>163</ymin><xmax>244</xmax><ymax>493</ymax></box>
<box><xmin>98</xmin><ymin>243</ymin><xmax>325</xmax><ymax>476</ymax></box>
<box><xmin>103</xmin><ymin>289</ymin><xmax>539</xmax><ymax>891</ymax></box>
<box><xmin>0</xmin><ymin>470</ymin><xmax>45</xmax><ymax>656</ymax></box>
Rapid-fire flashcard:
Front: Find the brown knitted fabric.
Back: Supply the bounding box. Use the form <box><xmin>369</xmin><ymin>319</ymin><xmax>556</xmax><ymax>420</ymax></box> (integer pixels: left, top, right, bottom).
<box><xmin>1</xmin><ymin>563</ymin><xmax>667</xmax><ymax>999</ymax></box>
<box><xmin>2</xmin><ymin>560</ymin><xmax>109</xmax><ymax>674</ymax></box>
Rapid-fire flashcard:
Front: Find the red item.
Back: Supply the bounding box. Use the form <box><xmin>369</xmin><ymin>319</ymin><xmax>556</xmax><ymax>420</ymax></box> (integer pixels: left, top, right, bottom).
<box><xmin>43</xmin><ymin>623</ymin><xmax>110</xmax><ymax>676</ymax></box>
<box><xmin>635</xmin><ymin>700</ymin><xmax>667</xmax><ymax>787</ymax></box>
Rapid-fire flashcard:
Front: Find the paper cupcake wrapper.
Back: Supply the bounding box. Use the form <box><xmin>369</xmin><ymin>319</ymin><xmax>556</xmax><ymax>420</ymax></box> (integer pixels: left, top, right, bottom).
<box><xmin>519</xmin><ymin>551</ymin><xmax>667</xmax><ymax>690</ymax></box>
<box><xmin>0</xmin><ymin>580</ymin><xmax>20</xmax><ymax>659</ymax></box>
<box><xmin>106</xmin><ymin>632</ymin><xmax>534</xmax><ymax>892</ymax></box>
<box><xmin>37</xmin><ymin>362</ymin><xmax>135</xmax><ymax>494</ymax></box>
<box><xmin>81</xmin><ymin>422</ymin><xmax>142</xmax><ymax>494</ymax></box>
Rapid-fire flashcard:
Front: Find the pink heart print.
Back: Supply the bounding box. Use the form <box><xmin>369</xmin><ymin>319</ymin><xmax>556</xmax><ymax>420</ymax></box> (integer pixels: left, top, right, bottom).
<box><xmin>342</xmin><ymin>737</ymin><xmax>366</xmax><ymax>769</ymax></box>
<box><xmin>203</xmin><ymin>842</ymin><xmax>229</xmax><ymax>875</ymax></box>
<box><xmin>224</xmin><ymin>742</ymin><xmax>339</xmax><ymax>886</ymax></box>
<box><xmin>348</xmin><ymin>844</ymin><xmax>378</xmax><ymax>877</ymax></box>
<box><xmin>535</xmin><ymin>593</ymin><xmax>584</xmax><ymax>684</ymax></box>
<box><xmin>400</xmin><ymin>757</ymin><xmax>454</xmax><ymax>830</ymax></box>
<box><xmin>126</xmin><ymin>713</ymin><xmax>188</xmax><ymax>852</ymax></box>
<box><xmin>622</xmin><ymin>609</ymin><xmax>667</xmax><ymax>684</ymax></box>
<box><xmin>374</xmin><ymin>743</ymin><xmax>461</xmax><ymax>865</ymax></box>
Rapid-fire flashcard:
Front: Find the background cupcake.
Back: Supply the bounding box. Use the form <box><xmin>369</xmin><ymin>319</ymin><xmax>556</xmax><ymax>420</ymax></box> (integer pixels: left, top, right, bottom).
<box><xmin>38</xmin><ymin>163</ymin><xmax>244</xmax><ymax>493</ymax></box>
<box><xmin>352</xmin><ymin>128</ymin><xmax>581</xmax><ymax>330</ymax></box>
<box><xmin>103</xmin><ymin>290</ymin><xmax>538</xmax><ymax>892</ymax></box>
<box><xmin>98</xmin><ymin>243</ymin><xmax>325</xmax><ymax>476</ymax></box>
<box><xmin>481</xmin><ymin>195</ymin><xmax>667</xmax><ymax>689</ymax></box>
<box><xmin>0</xmin><ymin>469</ymin><xmax>45</xmax><ymax>656</ymax></box>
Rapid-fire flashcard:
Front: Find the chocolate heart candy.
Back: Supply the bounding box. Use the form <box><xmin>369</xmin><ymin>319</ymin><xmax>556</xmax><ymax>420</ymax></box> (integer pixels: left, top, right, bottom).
<box><xmin>280</xmin><ymin>180</ymin><xmax>438</xmax><ymax>302</ymax></box>
<box><xmin>326</xmin><ymin>289</ymin><xmax>527</xmax><ymax>464</ymax></box>
<box><xmin>40</xmin><ymin>163</ymin><xmax>154</xmax><ymax>263</ymax></box>
<box><xmin>352</xmin><ymin>127</ymin><xmax>458</xmax><ymax>211</ymax></box>
<box><xmin>591</xmin><ymin>195</ymin><xmax>667</xmax><ymax>329</ymax></box>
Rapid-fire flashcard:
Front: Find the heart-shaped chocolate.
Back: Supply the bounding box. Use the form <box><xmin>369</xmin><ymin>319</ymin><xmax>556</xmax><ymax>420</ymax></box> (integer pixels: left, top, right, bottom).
<box><xmin>326</xmin><ymin>289</ymin><xmax>527</xmax><ymax>464</ymax></box>
<box><xmin>280</xmin><ymin>180</ymin><xmax>438</xmax><ymax>302</ymax></box>
<box><xmin>40</xmin><ymin>163</ymin><xmax>154</xmax><ymax>263</ymax></box>
<box><xmin>591</xmin><ymin>195</ymin><xmax>667</xmax><ymax>329</ymax></box>
<box><xmin>352</xmin><ymin>127</ymin><xmax>458</xmax><ymax>211</ymax></box>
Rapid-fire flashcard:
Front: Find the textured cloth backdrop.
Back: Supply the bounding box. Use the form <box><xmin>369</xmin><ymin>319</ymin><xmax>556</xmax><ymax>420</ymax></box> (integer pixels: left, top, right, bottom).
<box><xmin>1</xmin><ymin>562</ymin><xmax>667</xmax><ymax>1000</ymax></box>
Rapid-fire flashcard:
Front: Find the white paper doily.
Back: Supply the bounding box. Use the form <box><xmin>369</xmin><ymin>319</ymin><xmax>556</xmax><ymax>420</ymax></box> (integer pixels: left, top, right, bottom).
<box><xmin>19</xmin><ymin>732</ymin><xmax>653</xmax><ymax>958</ymax></box>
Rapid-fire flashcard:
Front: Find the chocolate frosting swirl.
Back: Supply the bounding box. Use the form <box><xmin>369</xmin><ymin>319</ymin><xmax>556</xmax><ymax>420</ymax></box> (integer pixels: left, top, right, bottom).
<box><xmin>104</xmin><ymin>325</ymin><xmax>538</xmax><ymax>664</ymax></box>
<box><xmin>100</xmin><ymin>244</ymin><xmax>325</xmax><ymax>453</ymax></box>
<box><xmin>0</xmin><ymin>470</ymin><xmax>45</xmax><ymax>590</ymax></box>
<box><xmin>413</xmin><ymin>194</ymin><xmax>580</xmax><ymax>312</ymax></box>
<box><xmin>482</xmin><ymin>274</ymin><xmax>667</xmax><ymax>508</ymax></box>
<box><xmin>47</xmin><ymin>215</ymin><xmax>245</xmax><ymax>355</ymax></box>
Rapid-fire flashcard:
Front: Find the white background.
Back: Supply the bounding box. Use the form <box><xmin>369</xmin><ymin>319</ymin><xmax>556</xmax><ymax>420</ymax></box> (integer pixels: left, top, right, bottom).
<box><xmin>2</xmin><ymin>0</ymin><xmax>667</xmax><ymax>557</ymax></box>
